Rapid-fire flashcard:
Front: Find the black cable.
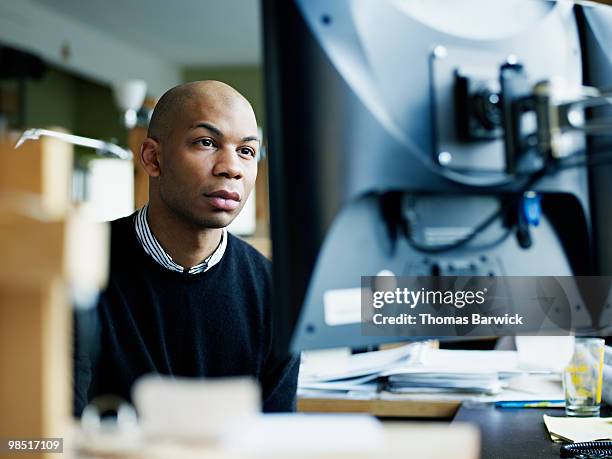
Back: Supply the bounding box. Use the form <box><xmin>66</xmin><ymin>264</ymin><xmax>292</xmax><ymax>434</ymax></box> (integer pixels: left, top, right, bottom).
<box><xmin>402</xmin><ymin>144</ymin><xmax>612</xmax><ymax>254</ymax></box>
<box><xmin>557</xmin><ymin>149</ymin><xmax>612</xmax><ymax>170</ymax></box>
<box><xmin>404</xmin><ymin>160</ymin><xmax>552</xmax><ymax>254</ymax></box>
<box><xmin>404</xmin><ymin>204</ymin><xmax>505</xmax><ymax>254</ymax></box>
<box><xmin>560</xmin><ymin>441</ymin><xmax>612</xmax><ymax>458</ymax></box>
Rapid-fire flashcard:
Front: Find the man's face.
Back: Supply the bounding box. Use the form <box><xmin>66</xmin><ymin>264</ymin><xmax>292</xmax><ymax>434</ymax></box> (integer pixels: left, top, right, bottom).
<box><xmin>156</xmin><ymin>94</ymin><xmax>259</xmax><ymax>229</ymax></box>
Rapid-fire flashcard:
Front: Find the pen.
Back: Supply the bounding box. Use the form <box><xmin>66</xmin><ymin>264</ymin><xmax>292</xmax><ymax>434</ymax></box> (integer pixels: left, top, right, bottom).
<box><xmin>495</xmin><ymin>400</ymin><xmax>565</xmax><ymax>408</ymax></box>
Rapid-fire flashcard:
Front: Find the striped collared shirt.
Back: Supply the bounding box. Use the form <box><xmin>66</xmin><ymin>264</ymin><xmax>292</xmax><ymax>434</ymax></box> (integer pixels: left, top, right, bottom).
<box><xmin>134</xmin><ymin>204</ymin><xmax>227</xmax><ymax>274</ymax></box>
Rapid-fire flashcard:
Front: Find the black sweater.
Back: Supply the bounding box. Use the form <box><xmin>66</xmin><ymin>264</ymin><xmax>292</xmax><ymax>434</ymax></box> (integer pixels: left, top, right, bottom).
<box><xmin>74</xmin><ymin>214</ymin><xmax>299</xmax><ymax>415</ymax></box>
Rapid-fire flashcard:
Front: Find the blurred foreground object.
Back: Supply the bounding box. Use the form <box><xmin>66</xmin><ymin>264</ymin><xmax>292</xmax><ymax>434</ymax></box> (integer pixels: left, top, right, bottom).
<box><xmin>133</xmin><ymin>375</ymin><xmax>260</xmax><ymax>442</ymax></box>
<box><xmin>16</xmin><ymin>128</ymin><xmax>135</xmax><ymax>222</ymax></box>
<box><xmin>0</xmin><ymin>131</ymin><xmax>108</xmax><ymax>458</ymax></box>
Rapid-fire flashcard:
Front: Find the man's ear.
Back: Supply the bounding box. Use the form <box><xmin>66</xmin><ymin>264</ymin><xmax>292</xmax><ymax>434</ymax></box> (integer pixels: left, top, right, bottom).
<box><xmin>140</xmin><ymin>138</ymin><xmax>162</xmax><ymax>177</ymax></box>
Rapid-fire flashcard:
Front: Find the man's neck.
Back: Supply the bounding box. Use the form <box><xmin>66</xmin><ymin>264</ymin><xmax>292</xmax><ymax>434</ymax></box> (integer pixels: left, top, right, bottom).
<box><xmin>146</xmin><ymin>202</ymin><xmax>223</xmax><ymax>270</ymax></box>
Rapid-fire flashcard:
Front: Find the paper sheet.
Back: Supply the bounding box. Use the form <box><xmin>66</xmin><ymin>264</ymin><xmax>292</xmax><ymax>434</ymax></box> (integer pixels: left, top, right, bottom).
<box><xmin>132</xmin><ymin>375</ymin><xmax>260</xmax><ymax>440</ymax></box>
<box><xmin>543</xmin><ymin>415</ymin><xmax>612</xmax><ymax>443</ymax></box>
<box><xmin>299</xmin><ymin>342</ymin><xmax>423</xmax><ymax>382</ymax></box>
<box><xmin>419</xmin><ymin>348</ymin><xmax>520</xmax><ymax>372</ymax></box>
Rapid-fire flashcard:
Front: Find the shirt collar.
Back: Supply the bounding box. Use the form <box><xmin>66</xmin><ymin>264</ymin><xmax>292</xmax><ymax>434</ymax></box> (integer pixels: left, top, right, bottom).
<box><xmin>134</xmin><ymin>204</ymin><xmax>227</xmax><ymax>274</ymax></box>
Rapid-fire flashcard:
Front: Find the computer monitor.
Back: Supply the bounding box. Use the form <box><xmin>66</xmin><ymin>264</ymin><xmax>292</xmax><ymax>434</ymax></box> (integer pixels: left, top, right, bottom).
<box><xmin>262</xmin><ymin>0</ymin><xmax>612</xmax><ymax>355</ymax></box>
<box><xmin>579</xmin><ymin>3</ymin><xmax>612</xmax><ymax>274</ymax></box>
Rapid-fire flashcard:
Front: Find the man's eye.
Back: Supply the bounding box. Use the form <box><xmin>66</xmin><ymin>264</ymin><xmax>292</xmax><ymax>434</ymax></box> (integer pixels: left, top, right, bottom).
<box><xmin>239</xmin><ymin>147</ymin><xmax>256</xmax><ymax>157</ymax></box>
<box><xmin>196</xmin><ymin>138</ymin><xmax>215</xmax><ymax>148</ymax></box>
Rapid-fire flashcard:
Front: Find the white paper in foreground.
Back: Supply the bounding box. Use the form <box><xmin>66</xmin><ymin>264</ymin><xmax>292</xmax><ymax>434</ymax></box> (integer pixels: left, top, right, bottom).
<box><xmin>221</xmin><ymin>414</ymin><xmax>385</xmax><ymax>454</ymax></box>
<box><xmin>132</xmin><ymin>375</ymin><xmax>260</xmax><ymax>441</ymax></box>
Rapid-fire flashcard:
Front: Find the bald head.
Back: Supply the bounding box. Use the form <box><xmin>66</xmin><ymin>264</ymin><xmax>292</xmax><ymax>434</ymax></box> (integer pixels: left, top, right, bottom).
<box><xmin>139</xmin><ymin>79</ymin><xmax>260</xmax><ymax>232</ymax></box>
<box><xmin>147</xmin><ymin>80</ymin><xmax>256</xmax><ymax>143</ymax></box>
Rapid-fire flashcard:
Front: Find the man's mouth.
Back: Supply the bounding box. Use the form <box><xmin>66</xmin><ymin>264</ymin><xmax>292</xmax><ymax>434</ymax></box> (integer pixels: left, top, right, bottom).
<box><xmin>204</xmin><ymin>190</ymin><xmax>241</xmax><ymax>211</ymax></box>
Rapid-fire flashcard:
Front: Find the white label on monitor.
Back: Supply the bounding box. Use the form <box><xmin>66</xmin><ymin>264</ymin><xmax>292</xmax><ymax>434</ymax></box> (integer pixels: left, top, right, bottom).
<box><xmin>323</xmin><ymin>288</ymin><xmax>364</xmax><ymax>326</ymax></box>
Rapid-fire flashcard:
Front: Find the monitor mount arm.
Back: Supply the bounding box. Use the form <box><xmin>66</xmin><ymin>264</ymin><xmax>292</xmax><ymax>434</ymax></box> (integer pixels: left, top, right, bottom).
<box><xmin>456</xmin><ymin>61</ymin><xmax>612</xmax><ymax>176</ymax></box>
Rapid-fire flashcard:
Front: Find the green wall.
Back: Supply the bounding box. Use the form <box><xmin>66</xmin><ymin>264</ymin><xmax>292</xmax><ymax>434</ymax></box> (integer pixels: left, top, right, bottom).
<box><xmin>22</xmin><ymin>65</ymin><xmax>262</xmax><ymax>152</ymax></box>
<box><xmin>182</xmin><ymin>66</ymin><xmax>264</xmax><ymax>127</ymax></box>
<box><xmin>73</xmin><ymin>77</ymin><xmax>125</xmax><ymax>145</ymax></box>
<box><xmin>25</xmin><ymin>68</ymin><xmax>76</xmax><ymax>131</ymax></box>
<box><xmin>24</xmin><ymin>66</ymin><xmax>126</xmax><ymax>147</ymax></box>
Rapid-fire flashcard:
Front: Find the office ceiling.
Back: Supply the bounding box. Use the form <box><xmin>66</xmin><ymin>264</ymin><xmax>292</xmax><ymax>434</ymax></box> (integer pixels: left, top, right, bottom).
<box><xmin>29</xmin><ymin>0</ymin><xmax>262</xmax><ymax>67</ymax></box>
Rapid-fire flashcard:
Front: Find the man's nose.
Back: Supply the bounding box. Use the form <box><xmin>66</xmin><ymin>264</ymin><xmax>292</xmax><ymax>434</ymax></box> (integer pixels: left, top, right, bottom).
<box><xmin>212</xmin><ymin>146</ymin><xmax>243</xmax><ymax>179</ymax></box>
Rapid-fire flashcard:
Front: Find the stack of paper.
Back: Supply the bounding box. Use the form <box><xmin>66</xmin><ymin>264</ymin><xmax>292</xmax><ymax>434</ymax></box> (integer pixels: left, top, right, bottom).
<box><xmin>401</xmin><ymin>348</ymin><xmax>522</xmax><ymax>374</ymax></box>
<box><xmin>299</xmin><ymin>344</ymin><xmax>561</xmax><ymax>400</ymax></box>
<box><xmin>381</xmin><ymin>347</ymin><xmax>528</xmax><ymax>395</ymax></box>
<box><xmin>386</xmin><ymin>370</ymin><xmax>503</xmax><ymax>395</ymax></box>
<box><xmin>298</xmin><ymin>342</ymin><xmax>426</xmax><ymax>398</ymax></box>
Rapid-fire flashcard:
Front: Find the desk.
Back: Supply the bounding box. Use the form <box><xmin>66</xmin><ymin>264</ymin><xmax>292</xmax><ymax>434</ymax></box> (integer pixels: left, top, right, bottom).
<box><xmin>298</xmin><ymin>395</ymin><xmax>459</xmax><ymax>418</ymax></box>
<box><xmin>454</xmin><ymin>404</ymin><xmax>612</xmax><ymax>458</ymax></box>
<box><xmin>303</xmin><ymin>397</ymin><xmax>611</xmax><ymax>458</ymax></box>
<box><xmin>455</xmin><ymin>404</ymin><xmax>612</xmax><ymax>458</ymax></box>
<box><xmin>452</xmin><ymin>404</ymin><xmax>565</xmax><ymax>458</ymax></box>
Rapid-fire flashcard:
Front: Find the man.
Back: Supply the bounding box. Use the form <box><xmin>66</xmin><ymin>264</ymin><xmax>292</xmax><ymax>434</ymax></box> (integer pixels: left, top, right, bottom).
<box><xmin>74</xmin><ymin>80</ymin><xmax>299</xmax><ymax>414</ymax></box>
